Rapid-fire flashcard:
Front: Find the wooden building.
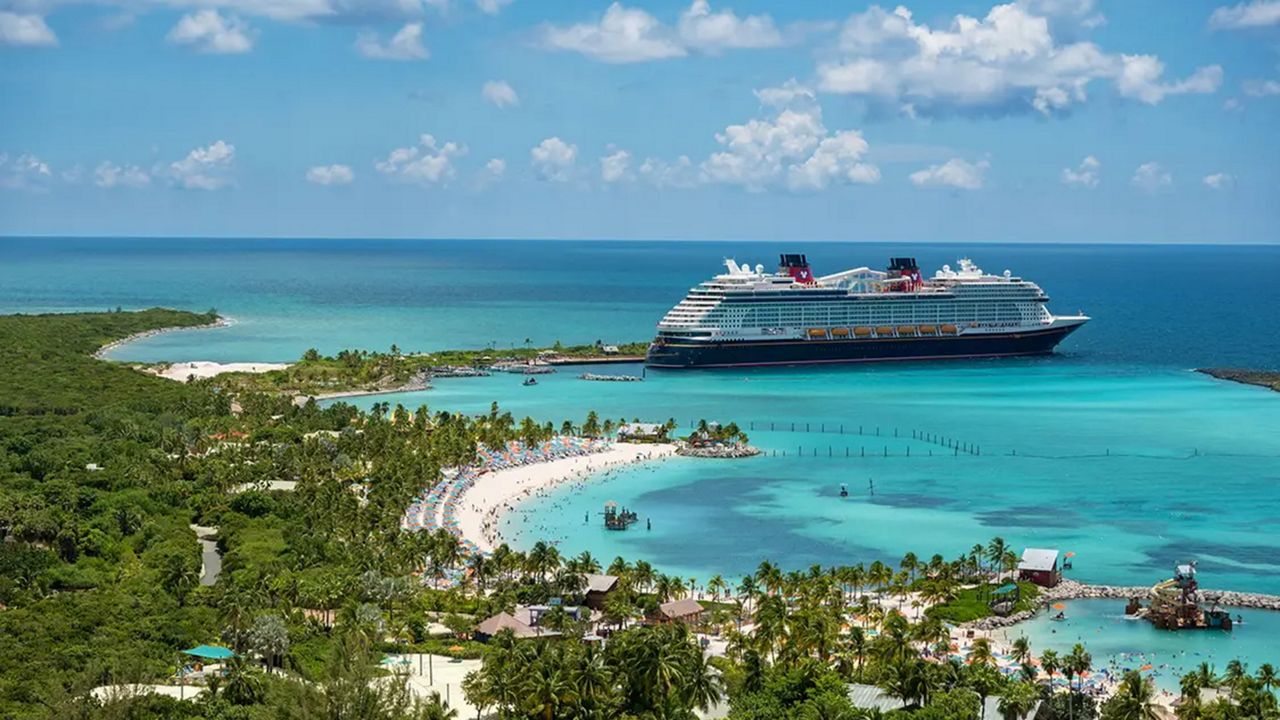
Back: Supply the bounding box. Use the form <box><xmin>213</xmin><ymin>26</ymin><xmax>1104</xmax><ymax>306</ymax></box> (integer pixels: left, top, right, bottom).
<box><xmin>1017</xmin><ymin>548</ymin><xmax>1062</xmax><ymax>588</ymax></box>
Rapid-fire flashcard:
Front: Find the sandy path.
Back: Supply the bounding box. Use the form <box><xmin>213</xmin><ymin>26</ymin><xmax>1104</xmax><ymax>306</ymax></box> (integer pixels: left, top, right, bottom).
<box><xmin>455</xmin><ymin>442</ymin><xmax>677</xmax><ymax>553</ymax></box>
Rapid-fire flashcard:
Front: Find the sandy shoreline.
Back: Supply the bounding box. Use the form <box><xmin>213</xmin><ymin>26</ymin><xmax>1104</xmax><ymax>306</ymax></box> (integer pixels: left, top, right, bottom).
<box><xmin>147</xmin><ymin>360</ymin><xmax>292</xmax><ymax>382</ymax></box>
<box><xmin>455</xmin><ymin>442</ymin><xmax>677</xmax><ymax>554</ymax></box>
<box><xmin>94</xmin><ymin>317</ymin><xmax>232</xmax><ymax>360</ymax></box>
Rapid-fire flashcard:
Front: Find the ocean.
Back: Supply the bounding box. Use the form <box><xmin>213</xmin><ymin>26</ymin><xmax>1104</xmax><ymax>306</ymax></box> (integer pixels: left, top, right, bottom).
<box><xmin>5</xmin><ymin>236</ymin><xmax>1278</xmax><ymax>668</ymax></box>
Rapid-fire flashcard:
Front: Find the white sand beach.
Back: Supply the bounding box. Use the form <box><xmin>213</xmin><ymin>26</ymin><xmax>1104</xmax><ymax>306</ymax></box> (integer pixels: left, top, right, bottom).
<box><xmin>456</xmin><ymin>442</ymin><xmax>677</xmax><ymax>553</ymax></box>
<box><xmin>148</xmin><ymin>361</ymin><xmax>291</xmax><ymax>382</ymax></box>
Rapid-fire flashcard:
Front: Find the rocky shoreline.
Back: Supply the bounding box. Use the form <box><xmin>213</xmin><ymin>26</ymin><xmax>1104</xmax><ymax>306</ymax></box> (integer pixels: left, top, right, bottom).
<box><xmin>963</xmin><ymin>578</ymin><xmax>1280</xmax><ymax>630</ymax></box>
<box><xmin>676</xmin><ymin>444</ymin><xmax>761</xmax><ymax>458</ymax></box>
<box><xmin>94</xmin><ymin>317</ymin><xmax>231</xmax><ymax>359</ymax></box>
<box><xmin>1197</xmin><ymin>367</ymin><xmax>1280</xmax><ymax>393</ymax></box>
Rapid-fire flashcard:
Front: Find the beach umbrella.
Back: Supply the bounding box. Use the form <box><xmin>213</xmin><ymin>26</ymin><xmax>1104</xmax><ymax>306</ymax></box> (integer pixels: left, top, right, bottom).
<box><xmin>1140</xmin><ymin>664</ymin><xmax>1153</xmax><ymax>671</ymax></box>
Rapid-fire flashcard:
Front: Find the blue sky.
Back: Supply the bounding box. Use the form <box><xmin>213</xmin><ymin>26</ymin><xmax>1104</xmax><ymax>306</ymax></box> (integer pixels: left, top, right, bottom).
<box><xmin>1</xmin><ymin>0</ymin><xmax>1278</xmax><ymax>243</ymax></box>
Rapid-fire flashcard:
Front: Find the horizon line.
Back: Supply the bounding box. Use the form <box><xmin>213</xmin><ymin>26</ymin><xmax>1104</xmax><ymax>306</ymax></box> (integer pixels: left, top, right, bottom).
<box><xmin>2</xmin><ymin>234</ymin><xmax>1278</xmax><ymax>247</ymax></box>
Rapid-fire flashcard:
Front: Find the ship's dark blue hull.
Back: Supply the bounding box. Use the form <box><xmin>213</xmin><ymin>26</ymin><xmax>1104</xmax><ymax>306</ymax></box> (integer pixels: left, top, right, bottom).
<box><xmin>645</xmin><ymin>324</ymin><xmax>1081</xmax><ymax>368</ymax></box>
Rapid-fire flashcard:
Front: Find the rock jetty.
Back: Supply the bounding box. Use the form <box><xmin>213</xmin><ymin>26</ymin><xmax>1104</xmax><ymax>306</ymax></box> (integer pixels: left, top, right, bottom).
<box><xmin>962</xmin><ymin>578</ymin><xmax>1280</xmax><ymax>630</ymax></box>
<box><xmin>1197</xmin><ymin>368</ymin><xmax>1280</xmax><ymax>393</ymax></box>
<box><xmin>677</xmin><ymin>443</ymin><xmax>761</xmax><ymax>458</ymax></box>
<box><xmin>579</xmin><ymin>373</ymin><xmax>643</xmax><ymax>382</ymax></box>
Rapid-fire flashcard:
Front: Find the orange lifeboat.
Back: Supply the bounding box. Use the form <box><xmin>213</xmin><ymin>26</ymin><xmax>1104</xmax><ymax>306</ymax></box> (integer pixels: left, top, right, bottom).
<box><xmin>940</xmin><ymin>324</ymin><xmax>958</xmax><ymax>335</ymax></box>
<box><xmin>875</xmin><ymin>326</ymin><xmax>894</xmax><ymax>337</ymax></box>
<box><xmin>897</xmin><ymin>325</ymin><xmax>917</xmax><ymax>336</ymax></box>
<box><xmin>853</xmin><ymin>327</ymin><xmax>872</xmax><ymax>338</ymax></box>
<box><xmin>918</xmin><ymin>325</ymin><xmax>937</xmax><ymax>335</ymax></box>
<box><xmin>830</xmin><ymin>328</ymin><xmax>850</xmax><ymax>338</ymax></box>
<box><xmin>807</xmin><ymin>328</ymin><xmax>828</xmax><ymax>338</ymax></box>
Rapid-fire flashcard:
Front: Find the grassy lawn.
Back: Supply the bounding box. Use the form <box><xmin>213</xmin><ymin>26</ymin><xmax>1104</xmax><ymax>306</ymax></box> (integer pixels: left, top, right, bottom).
<box><xmin>925</xmin><ymin>581</ymin><xmax>1042</xmax><ymax>624</ymax></box>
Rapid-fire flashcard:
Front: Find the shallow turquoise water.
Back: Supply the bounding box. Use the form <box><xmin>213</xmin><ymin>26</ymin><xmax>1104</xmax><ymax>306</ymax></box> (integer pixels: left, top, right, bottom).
<box><xmin>1017</xmin><ymin>599</ymin><xmax>1280</xmax><ymax>691</ymax></box>
<box><xmin>337</xmin><ymin>361</ymin><xmax>1280</xmax><ymax>597</ymax></box>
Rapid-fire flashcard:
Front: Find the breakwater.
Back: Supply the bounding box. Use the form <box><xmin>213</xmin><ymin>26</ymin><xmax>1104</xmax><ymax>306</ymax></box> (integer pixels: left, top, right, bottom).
<box><xmin>964</xmin><ymin>579</ymin><xmax>1280</xmax><ymax>630</ymax></box>
<box><xmin>677</xmin><ymin>444</ymin><xmax>761</xmax><ymax>458</ymax></box>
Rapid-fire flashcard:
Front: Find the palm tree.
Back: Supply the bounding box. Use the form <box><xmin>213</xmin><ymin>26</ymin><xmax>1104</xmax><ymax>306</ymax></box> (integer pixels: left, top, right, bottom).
<box><xmin>1068</xmin><ymin>643</ymin><xmax>1092</xmax><ymax>694</ymax></box>
<box><xmin>684</xmin><ymin>652</ymin><xmax>723</xmax><ymax>711</ymax></box>
<box><xmin>1258</xmin><ymin>663</ymin><xmax>1277</xmax><ymax>693</ymax></box>
<box><xmin>998</xmin><ymin>681</ymin><xmax>1039</xmax><ymax>720</ymax></box>
<box><xmin>967</xmin><ymin>663</ymin><xmax>1003</xmax><ymax>720</ymax></box>
<box><xmin>707</xmin><ymin>574</ymin><xmax>728</xmax><ymax>602</ymax></box>
<box><xmin>1041</xmin><ymin>649</ymin><xmax>1060</xmax><ymax>688</ymax></box>
<box><xmin>969</xmin><ymin>637</ymin><xmax>997</xmax><ymax>668</ymax></box>
<box><xmin>986</xmin><ymin>537</ymin><xmax>1009</xmax><ymax>581</ymax></box>
<box><xmin>526</xmin><ymin>657</ymin><xmax>577</xmax><ymax>720</ymax></box>
<box><xmin>901</xmin><ymin>552</ymin><xmax>919</xmax><ymax>584</ymax></box>
<box><xmin>1011</xmin><ymin>637</ymin><xmax>1032</xmax><ymax>666</ymax></box>
<box><xmin>1104</xmin><ymin>670</ymin><xmax>1160</xmax><ymax>720</ymax></box>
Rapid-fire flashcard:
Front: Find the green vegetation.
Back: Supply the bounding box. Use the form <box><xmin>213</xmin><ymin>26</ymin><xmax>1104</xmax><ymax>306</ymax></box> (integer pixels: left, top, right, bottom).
<box><xmin>215</xmin><ymin>341</ymin><xmax>651</xmax><ymax>397</ymax></box>
<box><xmin>925</xmin><ymin>582</ymin><xmax>1041</xmax><ymax>624</ymax></box>
<box><xmin>0</xmin><ymin>309</ymin><xmax>1276</xmax><ymax>720</ymax></box>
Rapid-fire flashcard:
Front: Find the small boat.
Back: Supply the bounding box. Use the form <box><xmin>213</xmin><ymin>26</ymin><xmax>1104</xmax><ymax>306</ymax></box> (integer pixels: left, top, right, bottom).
<box><xmin>1050</xmin><ymin>612</ymin><xmax>1067</xmax><ymax>621</ymax></box>
<box><xmin>522</xmin><ymin>377</ymin><xmax>538</xmax><ymax>386</ymax></box>
<box><xmin>839</xmin><ymin>484</ymin><xmax>848</xmax><ymax>497</ymax></box>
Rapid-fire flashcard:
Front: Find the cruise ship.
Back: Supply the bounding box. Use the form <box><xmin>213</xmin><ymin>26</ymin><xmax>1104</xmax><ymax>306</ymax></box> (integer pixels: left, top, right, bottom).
<box><xmin>645</xmin><ymin>254</ymin><xmax>1088</xmax><ymax>368</ymax></box>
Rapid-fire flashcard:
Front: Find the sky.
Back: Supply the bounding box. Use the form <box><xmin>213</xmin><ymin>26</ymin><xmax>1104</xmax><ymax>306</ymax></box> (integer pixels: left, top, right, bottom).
<box><xmin>0</xmin><ymin>0</ymin><xmax>1278</xmax><ymax>243</ymax></box>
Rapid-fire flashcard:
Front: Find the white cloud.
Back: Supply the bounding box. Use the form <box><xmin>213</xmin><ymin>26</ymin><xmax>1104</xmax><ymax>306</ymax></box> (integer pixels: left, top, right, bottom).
<box><xmin>1061</xmin><ymin>155</ymin><xmax>1099</xmax><ymax>188</ymax></box>
<box><xmin>753</xmin><ymin>77</ymin><xmax>817</xmax><ymax>108</ymax></box>
<box><xmin>786</xmin><ymin>131</ymin><xmax>880</xmax><ymax>191</ymax></box>
<box><xmin>1203</xmin><ymin>172</ymin><xmax>1233</xmax><ymax>189</ymax></box>
<box><xmin>306</xmin><ymin>164</ymin><xmax>354</xmax><ymax>185</ymax></box>
<box><xmin>1209</xmin><ymin>0</ymin><xmax>1280</xmax><ymax>29</ymax></box>
<box><xmin>0</xmin><ymin>12</ymin><xmax>57</xmax><ymax>46</ymax></box>
<box><xmin>909</xmin><ymin>158</ymin><xmax>989</xmax><ymax>190</ymax></box>
<box><xmin>356</xmin><ymin>22</ymin><xmax>427</xmax><ymax>60</ymax></box>
<box><xmin>700</xmin><ymin>81</ymin><xmax>879</xmax><ymax>193</ymax></box>
<box><xmin>167</xmin><ymin>10</ymin><xmax>254</xmax><ymax>54</ymax></box>
<box><xmin>95</xmin><ymin>161</ymin><xmax>150</xmax><ymax>188</ymax></box>
<box><xmin>600</xmin><ymin>149</ymin><xmax>631</xmax><ymax>183</ymax></box>
<box><xmin>1116</xmin><ymin>55</ymin><xmax>1222</xmax><ymax>104</ymax></box>
<box><xmin>638</xmin><ymin>155</ymin><xmax>698</xmax><ymax>188</ymax></box>
<box><xmin>169</xmin><ymin>140</ymin><xmax>236</xmax><ymax>190</ymax></box>
<box><xmin>481</xmin><ymin>80</ymin><xmax>519</xmax><ymax>108</ymax></box>
<box><xmin>541</xmin><ymin>1</ymin><xmax>800</xmax><ymax>63</ymax></box>
<box><xmin>816</xmin><ymin>3</ymin><xmax>1222</xmax><ymax>117</ymax></box>
<box><xmin>1243</xmin><ymin>78</ymin><xmax>1280</xmax><ymax>96</ymax></box>
<box><xmin>677</xmin><ymin>0</ymin><xmax>783</xmax><ymax>52</ymax></box>
<box><xmin>485</xmin><ymin>157</ymin><xmax>506</xmax><ymax>177</ymax></box>
<box><xmin>0</xmin><ymin>152</ymin><xmax>53</xmax><ymax>190</ymax></box>
<box><xmin>475</xmin><ymin>0</ymin><xmax>513</xmax><ymax>15</ymax></box>
<box><xmin>376</xmin><ymin>134</ymin><xmax>466</xmax><ymax>184</ymax></box>
<box><xmin>1131</xmin><ymin>162</ymin><xmax>1172</xmax><ymax>193</ymax></box>
<box><xmin>540</xmin><ymin>3</ymin><xmax>685</xmax><ymax>64</ymax></box>
<box><xmin>530</xmin><ymin>137</ymin><xmax>578</xmax><ymax>182</ymax></box>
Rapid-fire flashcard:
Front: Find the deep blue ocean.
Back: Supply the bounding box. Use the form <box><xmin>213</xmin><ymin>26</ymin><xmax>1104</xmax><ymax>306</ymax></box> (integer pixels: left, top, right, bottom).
<box><xmin>2</xmin><ymin>238</ymin><xmax>1279</xmax><ymax>668</ymax></box>
<box><xmin>2</xmin><ymin>238</ymin><xmax>1277</xmax><ymax>368</ymax></box>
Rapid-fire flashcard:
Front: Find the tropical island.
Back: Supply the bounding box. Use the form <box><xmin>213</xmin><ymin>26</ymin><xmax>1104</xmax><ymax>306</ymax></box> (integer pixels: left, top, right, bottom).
<box><xmin>1</xmin><ymin>309</ymin><xmax>1277</xmax><ymax>720</ymax></box>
